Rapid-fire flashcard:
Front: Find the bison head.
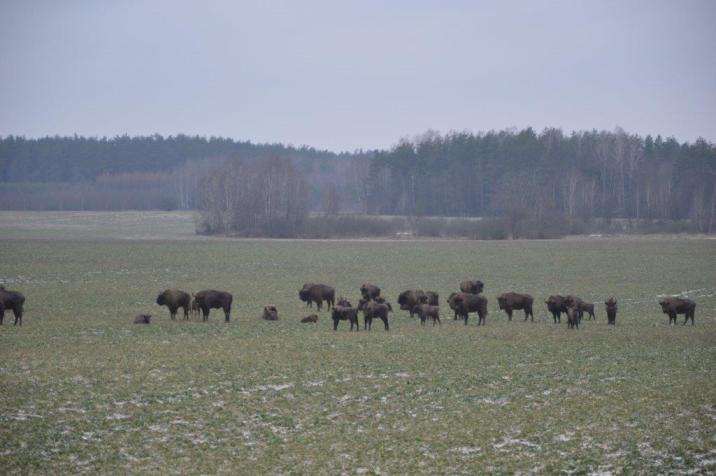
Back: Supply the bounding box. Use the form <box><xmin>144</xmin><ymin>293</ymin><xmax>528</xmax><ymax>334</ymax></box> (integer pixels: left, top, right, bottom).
<box><xmin>298</xmin><ymin>289</ymin><xmax>310</xmax><ymax>302</ymax></box>
<box><xmin>605</xmin><ymin>298</ymin><xmax>617</xmax><ymax>309</ymax></box>
<box><xmin>156</xmin><ymin>292</ymin><xmax>166</xmax><ymax>306</ymax></box>
<box><xmin>497</xmin><ymin>295</ymin><xmax>507</xmax><ymax>309</ymax></box>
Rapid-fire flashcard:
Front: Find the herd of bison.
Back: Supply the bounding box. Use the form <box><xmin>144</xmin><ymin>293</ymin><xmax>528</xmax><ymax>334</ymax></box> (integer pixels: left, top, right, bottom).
<box><xmin>0</xmin><ymin>282</ymin><xmax>698</xmax><ymax>329</ymax></box>
<box><xmin>145</xmin><ymin>280</ymin><xmax>696</xmax><ymax>330</ymax></box>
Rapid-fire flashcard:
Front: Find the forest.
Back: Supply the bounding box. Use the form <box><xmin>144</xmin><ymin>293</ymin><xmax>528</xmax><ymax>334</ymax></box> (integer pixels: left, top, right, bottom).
<box><xmin>1</xmin><ymin>128</ymin><xmax>714</xmax><ymax>237</ymax></box>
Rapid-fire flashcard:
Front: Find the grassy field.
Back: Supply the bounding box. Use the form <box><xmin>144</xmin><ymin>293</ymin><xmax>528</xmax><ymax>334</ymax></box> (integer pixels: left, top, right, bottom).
<box><xmin>1</xmin><ymin>212</ymin><xmax>715</xmax><ymax>474</ymax></box>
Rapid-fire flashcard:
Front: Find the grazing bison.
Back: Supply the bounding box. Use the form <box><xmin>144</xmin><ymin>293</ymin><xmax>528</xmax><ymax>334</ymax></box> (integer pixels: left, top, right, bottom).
<box><xmin>460</xmin><ymin>280</ymin><xmax>484</xmax><ymax>295</ymax></box>
<box><xmin>398</xmin><ymin>289</ymin><xmax>427</xmax><ymax>317</ymax></box>
<box><xmin>331</xmin><ymin>305</ymin><xmax>359</xmax><ymax>331</ymax></box>
<box><xmin>358</xmin><ymin>299</ymin><xmax>391</xmax><ymax>331</ymax></box>
<box><xmin>605</xmin><ymin>298</ymin><xmax>617</xmax><ymax>325</ymax></box>
<box><xmin>419</xmin><ymin>291</ymin><xmax>439</xmax><ymax>306</ymax></box>
<box><xmin>566</xmin><ymin>306</ymin><xmax>580</xmax><ymax>329</ymax></box>
<box><xmin>301</xmin><ymin>314</ymin><xmax>318</xmax><ymax>324</ymax></box>
<box><xmin>133</xmin><ymin>314</ymin><xmax>151</xmax><ymax>324</ymax></box>
<box><xmin>262</xmin><ymin>305</ymin><xmax>279</xmax><ymax>321</ymax></box>
<box><xmin>659</xmin><ymin>297</ymin><xmax>696</xmax><ymax>325</ymax></box>
<box><xmin>360</xmin><ymin>283</ymin><xmax>381</xmax><ymax>300</ymax></box>
<box><xmin>0</xmin><ymin>287</ymin><xmax>24</xmax><ymax>326</ymax></box>
<box><xmin>565</xmin><ymin>295</ymin><xmax>595</xmax><ymax>320</ymax></box>
<box><xmin>497</xmin><ymin>292</ymin><xmax>534</xmax><ymax>321</ymax></box>
<box><xmin>449</xmin><ymin>292</ymin><xmax>488</xmax><ymax>325</ymax></box>
<box><xmin>299</xmin><ymin>283</ymin><xmax>335</xmax><ymax>311</ymax></box>
<box><xmin>545</xmin><ymin>295</ymin><xmax>568</xmax><ymax>323</ymax></box>
<box><xmin>194</xmin><ymin>289</ymin><xmax>233</xmax><ymax>322</ymax></box>
<box><xmin>412</xmin><ymin>304</ymin><xmax>441</xmax><ymax>326</ymax></box>
<box><xmin>155</xmin><ymin>289</ymin><xmax>191</xmax><ymax>320</ymax></box>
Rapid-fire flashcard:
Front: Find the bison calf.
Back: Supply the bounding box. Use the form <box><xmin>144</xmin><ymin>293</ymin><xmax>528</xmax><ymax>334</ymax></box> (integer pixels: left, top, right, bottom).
<box><xmin>133</xmin><ymin>314</ymin><xmax>151</xmax><ymax>324</ymax></box>
<box><xmin>566</xmin><ymin>306</ymin><xmax>580</xmax><ymax>329</ymax></box>
<box><xmin>412</xmin><ymin>304</ymin><xmax>440</xmax><ymax>326</ymax></box>
<box><xmin>262</xmin><ymin>305</ymin><xmax>279</xmax><ymax>321</ymax></box>
<box><xmin>301</xmin><ymin>314</ymin><xmax>318</xmax><ymax>324</ymax></box>
<box><xmin>358</xmin><ymin>299</ymin><xmax>391</xmax><ymax>331</ymax></box>
<box><xmin>331</xmin><ymin>306</ymin><xmax>359</xmax><ymax>331</ymax></box>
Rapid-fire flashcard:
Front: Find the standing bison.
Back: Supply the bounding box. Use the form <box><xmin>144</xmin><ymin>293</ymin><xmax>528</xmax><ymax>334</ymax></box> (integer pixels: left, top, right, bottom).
<box><xmin>497</xmin><ymin>292</ymin><xmax>534</xmax><ymax>321</ymax></box>
<box><xmin>605</xmin><ymin>298</ymin><xmax>617</xmax><ymax>325</ymax></box>
<box><xmin>659</xmin><ymin>297</ymin><xmax>695</xmax><ymax>325</ymax></box>
<box><xmin>420</xmin><ymin>291</ymin><xmax>439</xmax><ymax>306</ymax></box>
<box><xmin>0</xmin><ymin>286</ymin><xmax>25</xmax><ymax>326</ymax></box>
<box><xmin>545</xmin><ymin>295</ymin><xmax>568</xmax><ymax>323</ymax></box>
<box><xmin>360</xmin><ymin>283</ymin><xmax>381</xmax><ymax>300</ymax></box>
<box><xmin>331</xmin><ymin>305</ymin><xmax>360</xmax><ymax>331</ymax></box>
<box><xmin>358</xmin><ymin>299</ymin><xmax>391</xmax><ymax>331</ymax></box>
<box><xmin>155</xmin><ymin>289</ymin><xmax>191</xmax><ymax>320</ymax></box>
<box><xmin>448</xmin><ymin>292</ymin><xmax>488</xmax><ymax>325</ymax></box>
<box><xmin>566</xmin><ymin>306</ymin><xmax>580</xmax><ymax>329</ymax></box>
<box><xmin>194</xmin><ymin>290</ymin><xmax>233</xmax><ymax>322</ymax></box>
<box><xmin>398</xmin><ymin>289</ymin><xmax>427</xmax><ymax>317</ymax></box>
<box><xmin>299</xmin><ymin>283</ymin><xmax>335</xmax><ymax>311</ymax></box>
<box><xmin>460</xmin><ymin>280</ymin><xmax>484</xmax><ymax>294</ymax></box>
<box><xmin>412</xmin><ymin>304</ymin><xmax>441</xmax><ymax>326</ymax></box>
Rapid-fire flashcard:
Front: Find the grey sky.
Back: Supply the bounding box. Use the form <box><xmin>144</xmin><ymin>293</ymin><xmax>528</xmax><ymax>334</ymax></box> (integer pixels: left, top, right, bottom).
<box><xmin>1</xmin><ymin>0</ymin><xmax>714</xmax><ymax>152</ymax></box>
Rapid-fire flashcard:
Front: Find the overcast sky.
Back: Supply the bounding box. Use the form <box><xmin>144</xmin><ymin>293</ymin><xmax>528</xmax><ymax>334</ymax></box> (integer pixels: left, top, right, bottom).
<box><xmin>1</xmin><ymin>0</ymin><xmax>714</xmax><ymax>151</ymax></box>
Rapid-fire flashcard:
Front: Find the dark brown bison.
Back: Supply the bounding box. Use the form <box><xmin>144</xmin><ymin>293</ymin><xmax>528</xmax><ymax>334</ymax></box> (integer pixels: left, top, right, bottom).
<box><xmin>360</xmin><ymin>283</ymin><xmax>381</xmax><ymax>300</ymax></box>
<box><xmin>331</xmin><ymin>306</ymin><xmax>359</xmax><ymax>331</ymax></box>
<box><xmin>447</xmin><ymin>292</ymin><xmax>462</xmax><ymax>320</ymax></box>
<box><xmin>412</xmin><ymin>304</ymin><xmax>441</xmax><ymax>326</ymax></box>
<box><xmin>299</xmin><ymin>283</ymin><xmax>316</xmax><ymax>307</ymax></box>
<box><xmin>545</xmin><ymin>295</ymin><xmax>568</xmax><ymax>323</ymax></box>
<box><xmin>374</xmin><ymin>296</ymin><xmax>387</xmax><ymax>304</ymax></box>
<box><xmin>358</xmin><ymin>299</ymin><xmax>391</xmax><ymax>331</ymax></box>
<box><xmin>262</xmin><ymin>305</ymin><xmax>279</xmax><ymax>321</ymax></box>
<box><xmin>156</xmin><ymin>289</ymin><xmax>191</xmax><ymax>320</ymax></box>
<box><xmin>659</xmin><ymin>297</ymin><xmax>695</xmax><ymax>325</ymax></box>
<box><xmin>301</xmin><ymin>314</ymin><xmax>318</xmax><ymax>324</ymax></box>
<box><xmin>565</xmin><ymin>295</ymin><xmax>595</xmax><ymax>321</ymax></box>
<box><xmin>0</xmin><ymin>287</ymin><xmax>25</xmax><ymax>326</ymax></box>
<box><xmin>419</xmin><ymin>291</ymin><xmax>439</xmax><ymax>306</ymax></box>
<box><xmin>194</xmin><ymin>289</ymin><xmax>233</xmax><ymax>322</ymax></box>
<box><xmin>460</xmin><ymin>280</ymin><xmax>484</xmax><ymax>294</ymax></box>
<box><xmin>566</xmin><ymin>306</ymin><xmax>580</xmax><ymax>329</ymax></box>
<box><xmin>497</xmin><ymin>292</ymin><xmax>534</xmax><ymax>321</ymax></box>
<box><xmin>337</xmin><ymin>297</ymin><xmax>352</xmax><ymax>308</ymax></box>
<box><xmin>133</xmin><ymin>314</ymin><xmax>151</xmax><ymax>324</ymax></box>
<box><xmin>398</xmin><ymin>289</ymin><xmax>427</xmax><ymax>317</ymax></box>
<box><xmin>605</xmin><ymin>298</ymin><xmax>617</xmax><ymax>325</ymax></box>
<box><xmin>299</xmin><ymin>283</ymin><xmax>335</xmax><ymax>311</ymax></box>
<box><xmin>449</xmin><ymin>292</ymin><xmax>488</xmax><ymax>325</ymax></box>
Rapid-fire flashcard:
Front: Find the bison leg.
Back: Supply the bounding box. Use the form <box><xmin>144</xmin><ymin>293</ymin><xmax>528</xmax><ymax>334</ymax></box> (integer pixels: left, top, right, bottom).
<box><xmin>506</xmin><ymin>308</ymin><xmax>512</xmax><ymax>321</ymax></box>
<box><xmin>381</xmin><ymin>316</ymin><xmax>389</xmax><ymax>331</ymax></box>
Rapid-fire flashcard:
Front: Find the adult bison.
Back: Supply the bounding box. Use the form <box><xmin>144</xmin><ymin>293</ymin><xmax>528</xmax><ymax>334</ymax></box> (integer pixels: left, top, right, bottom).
<box><xmin>360</xmin><ymin>283</ymin><xmax>381</xmax><ymax>300</ymax></box>
<box><xmin>358</xmin><ymin>299</ymin><xmax>391</xmax><ymax>331</ymax></box>
<box><xmin>605</xmin><ymin>298</ymin><xmax>617</xmax><ymax>325</ymax></box>
<box><xmin>460</xmin><ymin>280</ymin><xmax>484</xmax><ymax>295</ymax></box>
<box><xmin>331</xmin><ymin>305</ymin><xmax>359</xmax><ymax>331</ymax></box>
<box><xmin>412</xmin><ymin>304</ymin><xmax>441</xmax><ymax>326</ymax></box>
<box><xmin>156</xmin><ymin>289</ymin><xmax>191</xmax><ymax>321</ymax></box>
<box><xmin>299</xmin><ymin>283</ymin><xmax>316</xmax><ymax>307</ymax></box>
<box><xmin>194</xmin><ymin>289</ymin><xmax>233</xmax><ymax>322</ymax></box>
<box><xmin>659</xmin><ymin>297</ymin><xmax>695</xmax><ymax>325</ymax></box>
<box><xmin>419</xmin><ymin>291</ymin><xmax>439</xmax><ymax>306</ymax></box>
<box><xmin>0</xmin><ymin>287</ymin><xmax>25</xmax><ymax>326</ymax></box>
<box><xmin>299</xmin><ymin>283</ymin><xmax>335</xmax><ymax>311</ymax></box>
<box><xmin>262</xmin><ymin>305</ymin><xmax>279</xmax><ymax>321</ymax></box>
<box><xmin>497</xmin><ymin>292</ymin><xmax>534</xmax><ymax>321</ymax></box>
<box><xmin>545</xmin><ymin>295</ymin><xmax>568</xmax><ymax>323</ymax></box>
<box><xmin>566</xmin><ymin>306</ymin><xmax>580</xmax><ymax>329</ymax></box>
<box><xmin>398</xmin><ymin>289</ymin><xmax>426</xmax><ymax>317</ymax></box>
<box><xmin>449</xmin><ymin>292</ymin><xmax>488</xmax><ymax>326</ymax></box>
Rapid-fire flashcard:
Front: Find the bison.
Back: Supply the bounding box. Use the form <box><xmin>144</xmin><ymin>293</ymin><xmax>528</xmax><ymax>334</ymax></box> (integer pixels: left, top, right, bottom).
<box><xmin>299</xmin><ymin>283</ymin><xmax>335</xmax><ymax>311</ymax></box>
<box><xmin>331</xmin><ymin>305</ymin><xmax>359</xmax><ymax>331</ymax></box>
<box><xmin>419</xmin><ymin>291</ymin><xmax>439</xmax><ymax>306</ymax></box>
<box><xmin>301</xmin><ymin>314</ymin><xmax>318</xmax><ymax>324</ymax></box>
<box><xmin>133</xmin><ymin>314</ymin><xmax>152</xmax><ymax>324</ymax></box>
<box><xmin>659</xmin><ymin>297</ymin><xmax>695</xmax><ymax>325</ymax></box>
<box><xmin>398</xmin><ymin>289</ymin><xmax>427</xmax><ymax>317</ymax></box>
<box><xmin>194</xmin><ymin>289</ymin><xmax>233</xmax><ymax>322</ymax></box>
<box><xmin>337</xmin><ymin>297</ymin><xmax>352</xmax><ymax>308</ymax></box>
<box><xmin>412</xmin><ymin>304</ymin><xmax>441</xmax><ymax>326</ymax></box>
<box><xmin>190</xmin><ymin>297</ymin><xmax>200</xmax><ymax>320</ymax></box>
<box><xmin>564</xmin><ymin>295</ymin><xmax>595</xmax><ymax>321</ymax></box>
<box><xmin>360</xmin><ymin>283</ymin><xmax>381</xmax><ymax>300</ymax></box>
<box><xmin>605</xmin><ymin>298</ymin><xmax>617</xmax><ymax>325</ymax></box>
<box><xmin>156</xmin><ymin>289</ymin><xmax>191</xmax><ymax>321</ymax></box>
<box><xmin>262</xmin><ymin>305</ymin><xmax>279</xmax><ymax>321</ymax></box>
<box><xmin>545</xmin><ymin>295</ymin><xmax>568</xmax><ymax>323</ymax></box>
<box><xmin>460</xmin><ymin>280</ymin><xmax>484</xmax><ymax>295</ymax></box>
<box><xmin>448</xmin><ymin>292</ymin><xmax>488</xmax><ymax>326</ymax></box>
<box><xmin>299</xmin><ymin>283</ymin><xmax>316</xmax><ymax>307</ymax></box>
<box><xmin>566</xmin><ymin>306</ymin><xmax>580</xmax><ymax>329</ymax></box>
<box><xmin>447</xmin><ymin>292</ymin><xmax>462</xmax><ymax>320</ymax></box>
<box><xmin>497</xmin><ymin>292</ymin><xmax>534</xmax><ymax>321</ymax></box>
<box><xmin>358</xmin><ymin>299</ymin><xmax>391</xmax><ymax>331</ymax></box>
<box><xmin>0</xmin><ymin>287</ymin><xmax>25</xmax><ymax>326</ymax></box>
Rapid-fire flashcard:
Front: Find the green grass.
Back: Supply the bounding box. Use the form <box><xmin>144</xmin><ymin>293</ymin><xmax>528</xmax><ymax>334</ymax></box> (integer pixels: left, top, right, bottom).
<box><xmin>1</xmin><ymin>212</ymin><xmax>715</xmax><ymax>474</ymax></box>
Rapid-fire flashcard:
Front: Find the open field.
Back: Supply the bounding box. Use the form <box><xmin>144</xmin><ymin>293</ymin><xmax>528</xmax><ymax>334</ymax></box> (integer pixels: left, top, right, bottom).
<box><xmin>1</xmin><ymin>212</ymin><xmax>715</xmax><ymax>474</ymax></box>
